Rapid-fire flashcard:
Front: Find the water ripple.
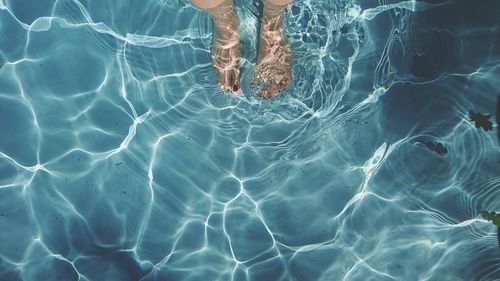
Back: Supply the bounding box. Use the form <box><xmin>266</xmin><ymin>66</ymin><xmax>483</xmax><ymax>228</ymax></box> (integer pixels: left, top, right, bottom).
<box><xmin>0</xmin><ymin>0</ymin><xmax>499</xmax><ymax>280</ymax></box>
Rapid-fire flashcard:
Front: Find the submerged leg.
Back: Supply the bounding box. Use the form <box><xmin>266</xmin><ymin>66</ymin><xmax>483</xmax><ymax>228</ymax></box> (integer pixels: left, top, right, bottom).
<box><xmin>254</xmin><ymin>0</ymin><xmax>293</xmax><ymax>99</ymax></box>
<box><xmin>192</xmin><ymin>0</ymin><xmax>241</xmax><ymax>93</ymax></box>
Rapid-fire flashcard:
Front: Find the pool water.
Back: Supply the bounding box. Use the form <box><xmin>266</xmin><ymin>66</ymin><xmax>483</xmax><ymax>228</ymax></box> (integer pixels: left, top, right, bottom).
<box><xmin>0</xmin><ymin>0</ymin><xmax>499</xmax><ymax>280</ymax></box>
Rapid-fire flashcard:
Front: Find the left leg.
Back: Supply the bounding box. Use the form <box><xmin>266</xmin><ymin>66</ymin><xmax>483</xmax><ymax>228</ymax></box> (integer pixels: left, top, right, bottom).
<box><xmin>192</xmin><ymin>0</ymin><xmax>241</xmax><ymax>92</ymax></box>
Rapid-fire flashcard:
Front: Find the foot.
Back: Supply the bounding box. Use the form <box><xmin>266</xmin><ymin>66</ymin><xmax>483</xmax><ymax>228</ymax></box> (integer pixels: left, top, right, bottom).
<box><xmin>207</xmin><ymin>0</ymin><xmax>241</xmax><ymax>93</ymax></box>
<box><xmin>253</xmin><ymin>3</ymin><xmax>292</xmax><ymax>99</ymax></box>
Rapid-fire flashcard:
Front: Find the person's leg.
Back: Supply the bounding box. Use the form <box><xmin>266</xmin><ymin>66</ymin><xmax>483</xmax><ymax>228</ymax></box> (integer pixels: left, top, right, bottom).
<box><xmin>254</xmin><ymin>0</ymin><xmax>293</xmax><ymax>99</ymax></box>
<box><xmin>264</xmin><ymin>0</ymin><xmax>293</xmax><ymax>5</ymax></box>
<box><xmin>192</xmin><ymin>0</ymin><xmax>241</xmax><ymax>93</ymax></box>
<box><xmin>191</xmin><ymin>0</ymin><xmax>225</xmax><ymax>9</ymax></box>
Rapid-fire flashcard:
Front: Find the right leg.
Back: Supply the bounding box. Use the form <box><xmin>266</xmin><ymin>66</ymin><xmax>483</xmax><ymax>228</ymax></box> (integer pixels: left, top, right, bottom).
<box><xmin>192</xmin><ymin>0</ymin><xmax>241</xmax><ymax>93</ymax></box>
<box><xmin>253</xmin><ymin>0</ymin><xmax>293</xmax><ymax>99</ymax></box>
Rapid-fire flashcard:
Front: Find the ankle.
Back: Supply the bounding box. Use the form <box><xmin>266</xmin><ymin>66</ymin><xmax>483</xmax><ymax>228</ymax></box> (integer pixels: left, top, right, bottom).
<box><xmin>263</xmin><ymin>4</ymin><xmax>284</xmax><ymax>17</ymax></box>
<box><xmin>262</xmin><ymin>0</ymin><xmax>291</xmax><ymax>16</ymax></box>
<box><xmin>263</xmin><ymin>0</ymin><xmax>293</xmax><ymax>6</ymax></box>
<box><xmin>192</xmin><ymin>0</ymin><xmax>226</xmax><ymax>10</ymax></box>
<box><xmin>209</xmin><ymin>2</ymin><xmax>237</xmax><ymax>22</ymax></box>
<box><xmin>261</xmin><ymin>7</ymin><xmax>285</xmax><ymax>32</ymax></box>
<box><xmin>206</xmin><ymin>0</ymin><xmax>234</xmax><ymax>18</ymax></box>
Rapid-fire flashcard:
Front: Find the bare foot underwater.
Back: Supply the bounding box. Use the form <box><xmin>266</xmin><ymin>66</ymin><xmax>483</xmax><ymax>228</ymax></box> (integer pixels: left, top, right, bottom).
<box><xmin>192</xmin><ymin>0</ymin><xmax>293</xmax><ymax>98</ymax></box>
<box><xmin>192</xmin><ymin>0</ymin><xmax>241</xmax><ymax>93</ymax></box>
<box><xmin>254</xmin><ymin>0</ymin><xmax>293</xmax><ymax>99</ymax></box>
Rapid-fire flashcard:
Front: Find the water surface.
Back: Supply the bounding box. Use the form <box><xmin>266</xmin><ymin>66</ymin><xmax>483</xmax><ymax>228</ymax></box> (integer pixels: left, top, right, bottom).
<box><xmin>0</xmin><ymin>0</ymin><xmax>499</xmax><ymax>280</ymax></box>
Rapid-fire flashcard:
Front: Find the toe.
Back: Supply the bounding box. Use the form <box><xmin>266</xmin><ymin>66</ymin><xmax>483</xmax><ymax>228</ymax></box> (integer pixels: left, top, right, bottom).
<box><xmin>217</xmin><ymin>71</ymin><xmax>227</xmax><ymax>90</ymax></box>
<box><xmin>229</xmin><ymin>69</ymin><xmax>240</xmax><ymax>92</ymax></box>
<box><xmin>217</xmin><ymin>68</ymin><xmax>240</xmax><ymax>94</ymax></box>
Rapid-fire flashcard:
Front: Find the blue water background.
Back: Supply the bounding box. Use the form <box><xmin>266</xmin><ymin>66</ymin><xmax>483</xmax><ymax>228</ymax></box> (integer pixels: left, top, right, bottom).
<box><xmin>0</xmin><ymin>0</ymin><xmax>499</xmax><ymax>280</ymax></box>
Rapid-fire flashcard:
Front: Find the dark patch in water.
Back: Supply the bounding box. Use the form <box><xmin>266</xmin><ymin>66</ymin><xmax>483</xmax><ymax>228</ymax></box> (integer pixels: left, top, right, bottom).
<box><xmin>340</xmin><ymin>24</ymin><xmax>349</xmax><ymax>35</ymax></box>
<box><xmin>480</xmin><ymin>211</ymin><xmax>500</xmax><ymax>252</ymax></box>
<box><xmin>415</xmin><ymin>139</ymin><xmax>448</xmax><ymax>156</ymax></box>
<box><xmin>469</xmin><ymin>110</ymin><xmax>493</xmax><ymax>132</ymax></box>
<box><xmin>482</xmin><ymin>211</ymin><xmax>500</xmax><ymax>227</ymax></box>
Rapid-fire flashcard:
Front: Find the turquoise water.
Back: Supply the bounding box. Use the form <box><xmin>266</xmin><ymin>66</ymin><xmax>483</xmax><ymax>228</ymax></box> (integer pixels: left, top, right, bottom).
<box><xmin>0</xmin><ymin>0</ymin><xmax>499</xmax><ymax>280</ymax></box>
